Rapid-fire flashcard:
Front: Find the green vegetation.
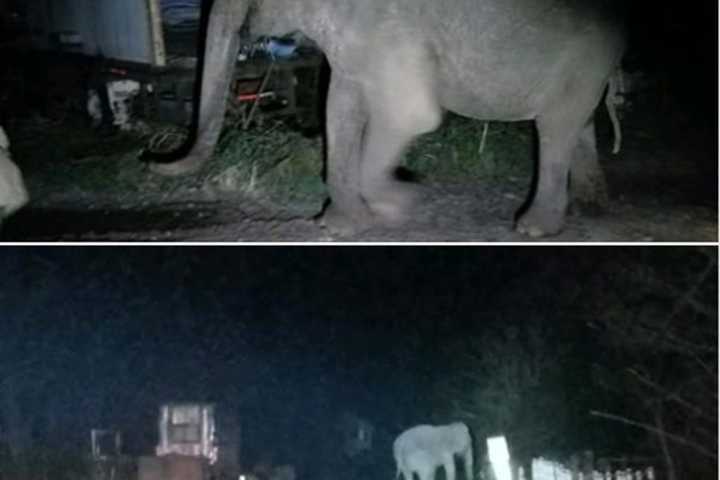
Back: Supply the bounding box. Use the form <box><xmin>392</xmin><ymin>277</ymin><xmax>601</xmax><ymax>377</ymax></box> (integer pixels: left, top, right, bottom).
<box><xmin>9</xmin><ymin>112</ymin><xmax>535</xmax><ymax>210</ymax></box>
<box><xmin>211</xmin><ymin>122</ymin><xmax>325</xmax><ymax>209</ymax></box>
<box><xmin>9</xmin><ymin>117</ymin><xmax>165</xmax><ymax>199</ymax></box>
<box><xmin>405</xmin><ymin>114</ymin><xmax>534</xmax><ymax>182</ymax></box>
<box><xmin>9</xmin><ymin>118</ymin><xmax>325</xmax><ymax>210</ymax></box>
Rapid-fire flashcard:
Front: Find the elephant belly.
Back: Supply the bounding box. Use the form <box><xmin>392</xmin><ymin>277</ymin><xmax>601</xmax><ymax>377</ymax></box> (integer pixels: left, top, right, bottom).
<box><xmin>435</xmin><ymin>67</ymin><xmax>543</xmax><ymax>122</ymax></box>
<box><xmin>437</xmin><ymin>78</ymin><xmax>538</xmax><ymax>122</ymax></box>
<box><xmin>430</xmin><ymin>34</ymin><xmax>560</xmax><ymax>121</ymax></box>
<box><xmin>423</xmin><ymin>0</ymin><xmax>625</xmax><ymax>122</ymax></box>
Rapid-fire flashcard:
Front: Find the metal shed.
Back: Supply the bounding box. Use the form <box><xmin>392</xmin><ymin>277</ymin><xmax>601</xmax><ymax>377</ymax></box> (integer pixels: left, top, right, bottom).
<box><xmin>23</xmin><ymin>0</ymin><xmax>166</xmax><ymax>65</ymax></box>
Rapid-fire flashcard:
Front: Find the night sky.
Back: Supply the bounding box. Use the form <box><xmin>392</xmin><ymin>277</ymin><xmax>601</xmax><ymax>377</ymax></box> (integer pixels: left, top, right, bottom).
<box><xmin>1</xmin><ymin>247</ymin><xmax>716</xmax><ymax>479</ymax></box>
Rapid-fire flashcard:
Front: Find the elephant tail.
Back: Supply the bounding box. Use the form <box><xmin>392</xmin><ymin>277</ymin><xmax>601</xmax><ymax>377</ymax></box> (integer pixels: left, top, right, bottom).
<box><xmin>605</xmin><ymin>68</ymin><xmax>624</xmax><ymax>155</ymax></box>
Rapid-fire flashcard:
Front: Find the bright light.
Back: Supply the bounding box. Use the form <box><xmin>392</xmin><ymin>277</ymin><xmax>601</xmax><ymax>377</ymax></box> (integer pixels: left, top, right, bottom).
<box><xmin>487</xmin><ymin>436</ymin><xmax>512</xmax><ymax>480</ymax></box>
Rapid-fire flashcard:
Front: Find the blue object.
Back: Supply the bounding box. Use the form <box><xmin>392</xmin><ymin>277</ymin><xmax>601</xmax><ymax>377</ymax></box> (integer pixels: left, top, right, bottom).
<box><xmin>264</xmin><ymin>37</ymin><xmax>298</xmax><ymax>59</ymax></box>
<box><xmin>161</xmin><ymin>0</ymin><xmax>201</xmax><ymax>30</ymax></box>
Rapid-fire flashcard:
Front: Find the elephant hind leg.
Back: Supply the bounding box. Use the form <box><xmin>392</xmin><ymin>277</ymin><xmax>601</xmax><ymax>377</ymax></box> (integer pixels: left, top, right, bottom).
<box><xmin>517</xmin><ymin>78</ymin><xmax>608</xmax><ymax>237</ymax></box>
<box><xmin>569</xmin><ymin>119</ymin><xmax>608</xmax><ymax>214</ymax></box>
<box><xmin>516</xmin><ymin>112</ymin><xmax>577</xmax><ymax>237</ymax></box>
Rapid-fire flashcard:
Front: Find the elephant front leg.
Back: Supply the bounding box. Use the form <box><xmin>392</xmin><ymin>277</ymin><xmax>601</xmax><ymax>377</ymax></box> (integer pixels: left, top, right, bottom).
<box><xmin>319</xmin><ymin>75</ymin><xmax>375</xmax><ymax>234</ymax></box>
<box><xmin>359</xmin><ymin>123</ymin><xmax>424</xmax><ymax>225</ymax></box>
<box><xmin>442</xmin><ymin>456</ymin><xmax>456</xmax><ymax>480</ymax></box>
<box><xmin>322</xmin><ymin>43</ymin><xmax>441</xmax><ymax>232</ymax></box>
<box><xmin>358</xmin><ymin>43</ymin><xmax>442</xmax><ymax>224</ymax></box>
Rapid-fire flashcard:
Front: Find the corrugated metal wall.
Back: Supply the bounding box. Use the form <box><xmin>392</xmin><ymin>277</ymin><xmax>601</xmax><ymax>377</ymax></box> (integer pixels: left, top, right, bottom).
<box><xmin>27</xmin><ymin>0</ymin><xmax>160</xmax><ymax>65</ymax></box>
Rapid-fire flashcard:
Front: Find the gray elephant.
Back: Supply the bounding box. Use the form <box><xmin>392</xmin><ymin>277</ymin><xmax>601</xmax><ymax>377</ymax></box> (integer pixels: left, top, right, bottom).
<box><xmin>151</xmin><ymin>0</ymin><xmax>626</xmax><ymax>237</ymax></box>
<box><xmin>394</xmin><ymin>423</ymin><xmax>473</xmax><ymax>480</ymax></box>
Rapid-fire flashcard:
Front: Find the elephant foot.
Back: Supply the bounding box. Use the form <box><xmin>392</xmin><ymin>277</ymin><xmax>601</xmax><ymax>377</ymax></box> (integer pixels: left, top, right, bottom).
<box><xmin>515</xmin><ymin>207</ymin><xmax>565</xmax><ymax>238</ymax></box>
<box><xmin>365</xmin><ymin>180</ymin><xmax>422</xmax><ymax>226</ymax></box>
<box><xmin>318</xmin><ymin>181</ymin><xmax>421</xmax><ymax>235</ymax></box>
<box><xmin>149</xmin><ymin>153</ymin><xmax>208</xmax><ymax>177</ymax></box>
<box><xmin>316</xmin><ymin>202</ymin><xmax>374</xmax><ymax>236</ymax></box>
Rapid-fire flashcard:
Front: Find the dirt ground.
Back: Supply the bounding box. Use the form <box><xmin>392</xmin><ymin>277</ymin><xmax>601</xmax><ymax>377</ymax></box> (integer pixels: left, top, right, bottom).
<box><xmin>0</xmin><ymin>83</ymin><xmax>716</xmax><ymax>243</ymax></box>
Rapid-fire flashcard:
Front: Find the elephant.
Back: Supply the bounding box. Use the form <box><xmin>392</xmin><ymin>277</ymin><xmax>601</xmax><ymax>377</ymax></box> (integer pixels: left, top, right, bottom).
<box><xmin>150</xmin><ymin>0</ymin><xmax>626</xmax><ymax>237</ymax></box>
<box><xmin>393</xmin><ymin>423</ymin><xmax>473</xmax><ymax>480</ymax></box>
<box><xmin>0</xmin><ymin>126</ymin><xmax>28</xmax><ymax>223</ymax></box>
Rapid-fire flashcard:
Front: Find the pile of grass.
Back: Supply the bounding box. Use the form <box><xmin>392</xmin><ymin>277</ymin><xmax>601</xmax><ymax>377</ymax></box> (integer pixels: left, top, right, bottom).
<box><xmin>209</xmin><ymin>121</ymin><xmax>325</xmax><ymax>209</ymax></box>
<box><xmin>9</xmin><ymin>117</ymin><xmax>325</xmax><ymax>209</ymax></box>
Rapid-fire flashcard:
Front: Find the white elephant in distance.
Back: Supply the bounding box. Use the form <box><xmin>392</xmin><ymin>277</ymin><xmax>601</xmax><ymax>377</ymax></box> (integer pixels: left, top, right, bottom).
<box><xmin>394</xmin><ymin>423</ymin><xmax>473</xmax><ymax>480</ymax></box>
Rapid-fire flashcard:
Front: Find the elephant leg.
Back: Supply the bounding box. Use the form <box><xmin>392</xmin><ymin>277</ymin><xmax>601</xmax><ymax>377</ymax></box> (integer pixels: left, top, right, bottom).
<box><xmin>463</xmin><ymin>449</ymin><xmax>473</xmax><ymax>480</ymax></box>
<box><xmin>517</xmin><ymin>78</ymin><xmax>609</xmax><ymax>237</ymax></box>
<box><xmin>516</xmin><ymin>111</ymin><xmax>578</xmax><ymax>237</ymax></box>
<box><xmin>569</xmin><ymin>119</ymin><xmax>608</xmax><ymax>213</ymax></box>
<box><xmin>151</xmin><ymin>0</ymin><xmax>247</xmax><ymax>176</ymax></box>
<box><xmin>359</xmin><ymin>43</ymin><xmax>442</xmax><ymax>224</ymax></box>
<box><xmin>417</xmin><ymin>465</ymin><xmax>435</xmax><ymax>480</ymax></box>
<box><xmin>358</xmin><ymin>122</ymin><xmax>422</xmax><ymax>224</ymax></box>
<box><xmin>442</xmin><ymin>456</ymin><xmax>456</xmax><ymax>480</ymax></box>
<box><xmin>319</xmin><ymin>74</ymin><xmax>375</xmax><ymax>233</ymax></box>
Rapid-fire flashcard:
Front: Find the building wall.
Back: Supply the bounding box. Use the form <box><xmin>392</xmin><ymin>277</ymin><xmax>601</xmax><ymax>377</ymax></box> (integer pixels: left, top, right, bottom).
<box><xmin>26</xmin><ymin>0</ymin><xmax>161</xmax><ymax>64</ymax></box>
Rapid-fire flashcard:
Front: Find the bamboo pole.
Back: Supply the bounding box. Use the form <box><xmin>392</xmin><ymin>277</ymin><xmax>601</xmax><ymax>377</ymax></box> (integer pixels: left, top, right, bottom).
<box><xmin>147</xmin><ymin>0</ymin><xmax>167</xmax><ymax>67</ymax></box>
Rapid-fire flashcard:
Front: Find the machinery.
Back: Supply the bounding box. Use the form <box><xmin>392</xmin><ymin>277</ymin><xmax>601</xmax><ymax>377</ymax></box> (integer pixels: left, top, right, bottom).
<box><xmin>137</xmin><ymin>403</ymin><xmax>240</xmax><ymax>480</ymax></box>
<box><xmin>89</xmin><ymin>429</ymin><xmax>134</xmax><ymax>480</ymax></box>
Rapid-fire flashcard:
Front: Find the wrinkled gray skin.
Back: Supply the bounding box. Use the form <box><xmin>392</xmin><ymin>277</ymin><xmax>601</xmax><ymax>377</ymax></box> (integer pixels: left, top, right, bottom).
<box><xmin>394</xmin><ymin>423</ymin><xmax>473</xmax><ymax>480</ymax></box>
<box><xmin>151</xmin><ymin>0</ymin><xmax>625</xmax><ymax>237</ymax></box>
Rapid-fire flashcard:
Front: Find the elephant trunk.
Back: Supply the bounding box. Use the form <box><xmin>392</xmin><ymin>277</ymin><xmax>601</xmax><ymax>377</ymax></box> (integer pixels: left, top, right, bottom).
<box><xmin>151</xmin><ymin>0</ymin><xmax>251</xmax><ymax>176</ymax></box>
